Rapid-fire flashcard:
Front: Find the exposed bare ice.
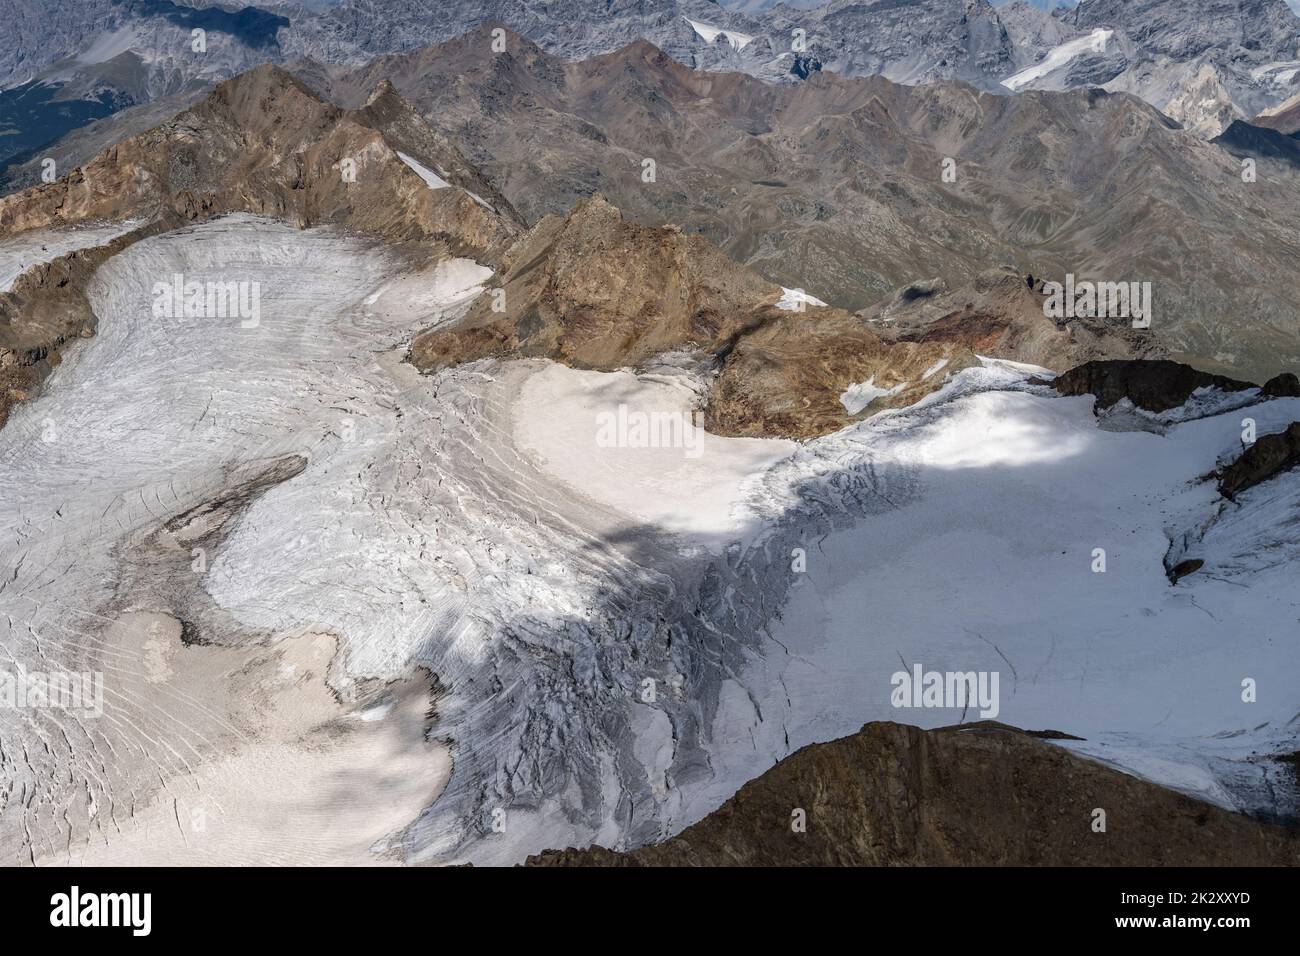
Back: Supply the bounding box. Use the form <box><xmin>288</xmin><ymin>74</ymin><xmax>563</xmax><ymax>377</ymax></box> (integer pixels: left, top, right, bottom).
<box><xmin>0</xmin><ymin>220</ymin><xmax>142</xmax><ymax>293</ymax></box>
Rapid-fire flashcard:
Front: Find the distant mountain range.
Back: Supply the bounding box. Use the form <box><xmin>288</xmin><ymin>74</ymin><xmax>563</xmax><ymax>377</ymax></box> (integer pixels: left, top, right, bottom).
<box><xmin>2</xmin><ymin>0</ymin><xmax>1298</xmax><ymax>181</ymax></box>
<box><xmin>302</xmin><ymin>23</ymin><xmax>1300</xmax><ymax>382</ymax></box>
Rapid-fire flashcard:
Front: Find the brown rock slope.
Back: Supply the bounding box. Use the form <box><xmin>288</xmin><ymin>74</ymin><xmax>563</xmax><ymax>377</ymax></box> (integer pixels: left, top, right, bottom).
<box><xmin>0</xmin><ymin>64</ymin><xmax>522</xmax><ymax>256</ymax></box>
<box><xmin>527</xmin><ymin>722</ymin><xmax>1300</xmax><ymax>866</ymax></box>
<box><xmin>408</xmin><ymin>194</ymin><xmax>980</xmax><ymax>440</ymax></box>
<box><xmin>705</xmin><ymin>309</ymin><xmax>981</xmax><ymax>440</ymax></box>
<box><xmin>410</xmin><ymin>193</ymin><xmax>776</xmax><ymax>370</ymax></box>
<box><xmin>862</xmin><ymin>269</ymin><xmax>1163</xmax><ymax>373</ymax></box>
<box><xmin>1219</xmin><ymin>422</ymin><xmax>1300</xmax><ymax>500</ymax></box>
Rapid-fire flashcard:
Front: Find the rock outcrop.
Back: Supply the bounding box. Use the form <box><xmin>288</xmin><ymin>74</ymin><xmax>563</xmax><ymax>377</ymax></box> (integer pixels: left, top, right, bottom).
<box><xmin>1051</xmin><ymin>359</ymin><xmax>1256</xmax><ymax>413</ymax></box>
<box><xmin>1219</xmin><ymin>422</ymin><xmax>1300</xmax><ymax>499</ymax></box>
<box><xmin>527</xmin><ymin>721</ymin><xmax>1300</xmax><ymax>866</ymax></box>
<box><xmin>1262</xmin><ymin>372</ymin><xmax>1300</xmax><ymax>398</ymax></box>
<box><xmin>409</xmin><ymin>194</ymin><xmax>776</xmax><ymax>371</ymax></box>
<box><xmin>703</xmin><ymin>311</ymin><xmax>981</xmax><ymax>440</ymax></box>
<box><xmin>862</xmin><ymin>268</ymin><xmax>1163</xmax><ymax>373</ymax></box>
<box><xmin>409</xmin><ymin>194</ymin><xmax>980</xmax><ymax>439</ymax></box>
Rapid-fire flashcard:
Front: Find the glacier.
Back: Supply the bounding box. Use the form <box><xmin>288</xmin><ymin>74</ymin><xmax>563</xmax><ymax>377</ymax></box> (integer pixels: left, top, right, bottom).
<box><xmin>1</xmin><ymin>215</ymin><xmax>1296</xmax><ymax>867</ymax></box>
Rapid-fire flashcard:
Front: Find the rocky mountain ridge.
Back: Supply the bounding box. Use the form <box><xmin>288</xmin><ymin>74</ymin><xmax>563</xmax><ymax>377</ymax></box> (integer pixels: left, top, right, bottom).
<box><xmin>527</xmin><ymin>721</ymin><xmax>1300</xmax><ymax>866</ymax></box>
<box><xmin>408</xmin><ymin>192</ymin><xmax>985</xmax><ymax>439</ymax></box>
<box><xmin>298</xmin><ymin>26</ymin><xmax>1300</xmax><ymax>384</ymax></box>
<box><xmin>4</xmin><ymin>0</ymin><xmax>1297</xmax><ymax>184</ymax></box>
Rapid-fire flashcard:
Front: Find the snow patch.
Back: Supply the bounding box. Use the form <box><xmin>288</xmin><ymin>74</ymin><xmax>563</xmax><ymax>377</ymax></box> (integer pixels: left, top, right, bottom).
<box><xmin>0</xmin><ymin>220</ymin><xmax>142</xmax><ymax>293</ymax></box>
<box><xmin>684</xmin><ymin>17</ymin><xmax>755</xmax><ymax>51</ymax></box>
<box><xmin>396</xmin><ymin>151</ymin><xmax>450</xmax><ymax>189</ymax></box>
<box><xmin>396</xmin><ymin>150</ymin><xmax>496</xmax><ymax>212</ymax></box>
<box><xmin>1002</xmin><ymin>30</ymin><xmax>1114</xmax><ymax>91</ymax></box>
<box><xmin>921</xmin><ymin>358</ymin><xmax>949</xmax><ymax>381</ymax></box>
<box><xmin>839</xmin><ymin>376</ymin><xmax>906</xmax><ymax>415</ymax></box>
<box><xmin>776</xmin><ymin>286</ymin><xmax>828</xmax><ymax>311</ymax></box>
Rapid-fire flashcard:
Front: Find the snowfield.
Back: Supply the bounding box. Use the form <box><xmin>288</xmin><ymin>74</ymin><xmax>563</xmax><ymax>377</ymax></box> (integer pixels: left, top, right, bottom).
<box><xmin>840</xmin><ymin>375</ymin><xmax>906</xmax><ymax>415</ymax></box>
<box><xmin>1003</xmin><ymin>30</ymin><xmax>1115</xmax><ymax>92</ymax></box>
<box><xmin>1</xmin><ymin>216</ymin><xmax>1296</xmax><ymax>866</ymax></box>
<box><xmin>684</xmin><ymin>17</ymin><xmax>755</xmax><ymax>51</ymax></box>
<box><xmin>689</xmin><ymin>373</ymin><xmax>1300</xmax><ymax>824</ymax></box>
<box><xmin>396</xmin><ymin>150</ymin><xmax>451</xmax><ymax>189</ymax></box>
<box><xmin>0</xmin><ymin>216</ymin><xmax>461</xmax><ymax>864</ymax></box>
<box><xmin>513</xmin><ymin>362</ymin><xmax>794</xmax><ymax>549</ymax></box>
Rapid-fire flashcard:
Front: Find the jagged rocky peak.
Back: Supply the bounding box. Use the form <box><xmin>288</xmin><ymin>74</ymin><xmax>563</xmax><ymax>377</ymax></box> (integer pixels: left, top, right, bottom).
<box><xmin>1069</xmin><ymin>0</ymin><xmax>1300</xmax><ymax>60</ymax></box>
<box><xmin>408</xmin><ymin>191</ymin><xmax>782</xmax><ymax>372</ymax></box>
<box><xmin>0</xmin><ymin>62</ymin><xmax>521</xmax><ymax>259</ymax></box>
<box><xmin>409</xmin><ymin>191</ymin><xmax>980</xmax><ymax>439</ymax></box>
<box><xmin>366</xmin><ymin>77</ymin><xmax>402</xmax><ymax>105</ymax></box>
<box><xmin>1041</xmin><ymin>0</ymin><xmax>1300</xmax><ymax>134</ymax></box>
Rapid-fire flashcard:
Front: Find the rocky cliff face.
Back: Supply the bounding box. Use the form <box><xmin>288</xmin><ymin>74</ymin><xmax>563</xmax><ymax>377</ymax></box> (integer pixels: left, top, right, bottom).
<box><xmin>409</xmin><ymin>193</ymin><xmax>980</xmax><ymax>439</ymax></box>
<box><xmin>0</xmin><ymin>63</ymin><xmax>520</xmax><ymax>250</ymax></box>
<box><xmin>527</xmin><ymin>721</ymin><xmax>1300</xmax><ymax>866</ymax></box>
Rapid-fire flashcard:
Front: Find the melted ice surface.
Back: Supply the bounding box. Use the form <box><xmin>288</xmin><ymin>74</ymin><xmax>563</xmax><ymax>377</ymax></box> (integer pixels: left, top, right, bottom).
<box><xmin>0</xmin><ymin>220</ymin><xmax>141</xmax><ymax>292</ymax></box>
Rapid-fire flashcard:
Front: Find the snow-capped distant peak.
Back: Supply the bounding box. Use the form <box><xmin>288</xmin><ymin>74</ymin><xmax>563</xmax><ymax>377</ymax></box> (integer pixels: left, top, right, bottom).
<box><xmin>684</xmin><ymin>17</ymin><xmax>755</xmax><ymax>51</ymax></box>
<box><xmin>1002</xmin><ymin>29</ymin><xmax>1114</xmax><ymax>92</ymax></box>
